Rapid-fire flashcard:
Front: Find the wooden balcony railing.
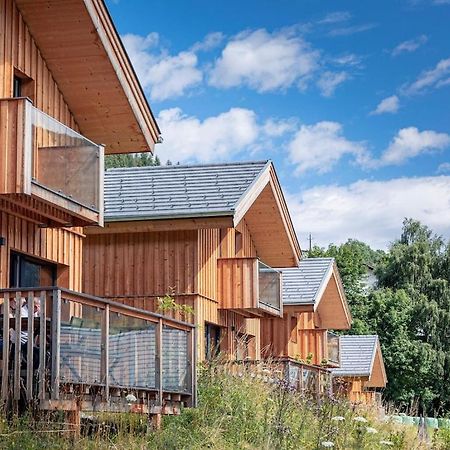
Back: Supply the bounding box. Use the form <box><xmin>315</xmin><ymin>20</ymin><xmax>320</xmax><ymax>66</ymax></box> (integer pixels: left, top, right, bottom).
<box><xmin>0</xmin><ymin>97</ymin><xmax>103</xmax><ymax>227</ymax></box>
<box><xmin>217</xmin><ymin>257</ymin><xmax>282</xmax><ymax>317</ymax></box>
<box><xmin>0</xmin><ymin>287</ymin><xmax>196</xmax><ymax>415</ymax></box>
<box><xmin>218</xmin><ymin>358</ymin><xmax>332</xmax><ymax>398</ymax></box>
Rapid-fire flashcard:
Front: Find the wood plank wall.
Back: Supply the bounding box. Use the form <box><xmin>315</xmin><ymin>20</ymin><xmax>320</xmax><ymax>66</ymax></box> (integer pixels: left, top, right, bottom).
<box><xmin>0</xmin><ymin>210</ymin><xmax>83</xmax><ymax>290</ymax></box>
<box><xmin>83</xmin><ymin>220</ymin><xmax>263</xmax><ymax>361</ymax></box>
<box><xmin>260</xmin><ymin>311</ymin><xmax>327</xmax><ymax>364</ymax></box>
<box><xmin>0</xmin><ymin>99</ymin><xmax>26</xmax><ymax>194</ymax></box>
<box><xmin>0</xmin><ymin>0</ymin><xmax>77</xmax><ymax>128</ymax></box>
<box><xmin>83</xmin><ymin>230</ymin><xmax>198</xmax><ymax>298</ymax></box>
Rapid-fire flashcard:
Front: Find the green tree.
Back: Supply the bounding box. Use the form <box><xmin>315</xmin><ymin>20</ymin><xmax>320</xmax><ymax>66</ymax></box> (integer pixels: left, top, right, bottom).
<box><xmin>105</xmin><ymin>153</ymin><xmax>162</xmax><ymax>169</ymax></box>
<box><xmin>309</xmin><ymin>222</ymin><xmax>450</xmax><ymax>414</ymax></box>
<box><xmin>309</xmin><ymin>239</ymin><xmax>383</xmax><ymax>334</ymax></box>
<box><xmin>376</xmin><ymin>219</ymin><xmax>450</xmax><ymax>414</ymax></box>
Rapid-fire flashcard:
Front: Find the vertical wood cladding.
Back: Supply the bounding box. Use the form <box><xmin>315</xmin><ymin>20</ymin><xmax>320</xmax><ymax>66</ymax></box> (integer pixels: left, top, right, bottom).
<box><xmin>83</xmin><ymin>230</ymin><xmax>198</xmax><ymax>298</ymax></box>
<box><xmin>0</xmin><ymin>211</ymin><xmax>83</xmax><ymax>290</ymax></box>
<box><xmin>0</xmin><ymin>0</ymin><xmax>77</xmax><ymax>128</ymax></box>
<box><xmin>260</xmin><ymin>311</ymin><xmax>327</xmax><ymax>364</ymax></box>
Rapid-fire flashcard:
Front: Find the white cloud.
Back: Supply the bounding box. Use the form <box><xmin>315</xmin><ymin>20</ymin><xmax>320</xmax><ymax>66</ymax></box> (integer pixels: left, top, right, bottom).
<box><xmin>392</xmin><ymin>35</ymin><xmax>427</xmax><ymax>56</ymax></box>
<box><xmin>402</xmin><ymin>57</ymin><xmax>450</xmax><ymax>95</ymax></box>
<box><xmin>190</xmin><ymin>32</ymin><xmax>225</xmax><ymax>52</ymax></box>
<box><xmin>379</xmin><ymin>127</ymin><xmax>450</xmax><ymax>165</ymax></box>
<box><xmin>370</xmin><ymin>95</ymin><xmax>400</xmax><ymax>115</ymax></box>
<box><xmin>437</xmin><ymin>162</ymin><xmax>450</xmax><ymax>173</ymax></box>
<box><xmin>209</xmin><ymin>29</ymin><xmax>320</xmax><ymax>92</ymax></box>
<box><xmin>288</xmin><ymin>121</ymin><xmax>368</xmax><ymax>174</ymax></box>
<box><xmin>122</xmin><ymin>33</ymin><xmax>202</xmax><ymax>101</ymax></box>
<box><xmin>316</xmin><ymin>71</ymin><xmax>349</xmax><ymax>96</ymax></box>
<box><xmin>328</xmin><ymin>23</ymin><xmax>377</xmax><ymax>37</ymax></box>
<box><xmin>318</xmin><ymin>11</ymin><xmax>352</xmax><ymax>24</ymax></box>
<box><xmin>156</xmin><ymin>107</ymin><xmax>292</xmax><ymax>163</ymax></box>
<box><xmin>287</xmin><ymin>176</ymin><xmax>450</xmax><ymax>249</ymax></box>
<box><xmin>331</xmin><ymin>53</ymin><xmax>362</xmax><ymax>67</ymax></box>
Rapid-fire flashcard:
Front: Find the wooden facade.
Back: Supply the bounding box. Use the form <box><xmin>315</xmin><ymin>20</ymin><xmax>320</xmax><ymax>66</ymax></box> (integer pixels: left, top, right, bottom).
<box><xmin>84</xmin><ymin>164</ymin><xmax>301</xmax><ymax>362</ymax></box>
<box><xmin>260</xmin><ymin>264</ymin><xmax>350</xmax><ymax>367</ymax></box>
<box><xmin>0</xmin><ymin>0</ymin><xmax>195</xmax><ymax>426</ymax></box>
<box><xmin>332</xmin><ymin>337</ymin><xmax>387</xmax><ymax>406</ymax></box>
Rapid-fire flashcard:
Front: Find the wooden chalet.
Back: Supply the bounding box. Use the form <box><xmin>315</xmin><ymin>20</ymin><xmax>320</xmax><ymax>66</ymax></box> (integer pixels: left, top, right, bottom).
<box><xmin>83</xmin><ymin>161</ymin><xmax>301</xmax><ymax>361</ymax></box>
<box><xmin>331</xmin><ymin>335</ymin><xmax>387</xmax><ymax>406</ymax></box>
<box><xmin>261</xmin><ymin>258</ymin><xmax>351</xmax><ymax>367</ymax></box>
<box><xmin>0</xmin><ymin>0</ymin><xmax>195</xmax><ymax>426</ymax></box>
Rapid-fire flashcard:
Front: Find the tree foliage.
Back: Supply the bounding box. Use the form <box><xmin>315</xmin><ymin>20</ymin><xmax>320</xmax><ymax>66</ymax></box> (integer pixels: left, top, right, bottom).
<box><xmin>105</xmin><ymin>153</ymin><xmax>161</xmax><ymax>169</ymax></box>
<box><xmin>310</xmin><ymin>220</ymin><xmax>450</xmax><ymax>415</ymax></box>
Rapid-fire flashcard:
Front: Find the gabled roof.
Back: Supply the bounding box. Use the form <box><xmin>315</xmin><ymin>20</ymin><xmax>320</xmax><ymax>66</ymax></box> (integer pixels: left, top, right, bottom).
<box><xmin>282</xmin><ymin>258</ymin><xmax>335</xmax><ymax>306</ymax></box>
<box><xmin>280</xmin><ymin>258</ymin><xmax>352</xmax><ymax>329</ymax></box>
<box><xmin>97</xmin><ymin>160</ymin><xmax>301</xmax><ymax>267</ymax></box>
<box><xmin>16</xmin><ymin>0</ymin><xmax>159</xmax><ymax>154</ymax></box>
<box><xmin>331</xmin><ymin>335</ymin><xmax>387</xmax><ymax>387</ymax></box>
<box><xmin>104</xmin><ymin>161</ymin><xmax>268</xmax><ymax>221</ymax></box>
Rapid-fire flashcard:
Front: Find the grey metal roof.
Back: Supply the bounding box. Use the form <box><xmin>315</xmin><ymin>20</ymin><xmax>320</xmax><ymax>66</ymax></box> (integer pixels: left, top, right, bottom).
<box><xmin>281</xmin><ymin>258</ymin><xmax>335</xmax><ymax>306</ymax></box>
<box><xmin>331</xmin><ymin>335</ymin><xmax>379</xmax><ymax>377</ymax></box>
<box><xmin>104</xmin><ymin>161</ymin><xmax>269</xmax><ymax>221</ymax></box>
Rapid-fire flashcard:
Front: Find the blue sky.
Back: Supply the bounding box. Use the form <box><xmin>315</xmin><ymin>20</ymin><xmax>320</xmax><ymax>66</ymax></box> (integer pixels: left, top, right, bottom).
<box><xmin>106</xmin><ymin>0</ymin><xmax>450</xmax><ymax>249</ymax></box>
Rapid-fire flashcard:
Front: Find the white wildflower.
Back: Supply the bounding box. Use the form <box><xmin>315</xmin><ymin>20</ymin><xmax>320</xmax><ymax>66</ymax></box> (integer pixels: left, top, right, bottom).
<box><xmin>125</xmin><ymin>394</ymin><xmax>137</xmax><ymax>403</ymax></box>
<box><xmin>321</xmin><ymin>441</ymin><xmax>334</xmax><ymax>448</ymax></box>
<box><xmin>353</xmin><ymin>416</ymin><xmax>368</xmax><ymax>423</ymax></box>
<box><xmin>366</xmin><ymin>427</ymin><xmax>378</xmax><ymax>434</ymax></box>
<box><xmin>331</xmin><ymin>416</ymin><xmax>345</xmax><ymax>421</ymax></box>
<box><xmin>380</xmin><ymin>440</ymin><xmax>394</xmax><ymax>446</ymax></box>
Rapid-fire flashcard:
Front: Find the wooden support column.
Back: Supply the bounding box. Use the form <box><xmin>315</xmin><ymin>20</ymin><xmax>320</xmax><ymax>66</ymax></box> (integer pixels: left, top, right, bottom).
<box><xmin>13</xmin><ymin>292</ymin><xmax>22</xmax><ymax>409</ymax></box>
<box><xmin>38</xmin><ymin>291</ymin><xmax>47</xmax><ymax>401</ymax></box>
<box><xmin>1</xmin><ymin>294</ymin><xmax>10</xmax><ymax>404</ymax></box>
<box><xmin>51</xmin><ymin>289</ymin><xmax>61</xmax><ymax>400</ymax></box>
<box><xmin>155</xmin><ymin>318</ymin><xmax>163</xmax><ymax>407</ymax></box>
<box><xmin>26</xmin><ymin>292</ymin><xmax>34</xmax><ymax>401</ymax></box>
<box><xmin>101</xmin><ymin>305</ymin><xmax>110</xmax><ymax>402</ymax></box>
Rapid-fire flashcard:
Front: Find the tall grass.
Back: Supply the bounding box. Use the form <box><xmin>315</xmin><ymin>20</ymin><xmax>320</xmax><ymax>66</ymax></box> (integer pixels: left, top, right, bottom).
<box><xmin>0</xmin><ymin>362</ymin><xmax>449</xmax><ymax>449</ymax></box>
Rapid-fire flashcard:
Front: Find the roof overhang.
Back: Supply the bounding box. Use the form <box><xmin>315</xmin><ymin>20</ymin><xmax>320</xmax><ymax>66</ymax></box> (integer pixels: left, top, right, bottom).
<box><xmin>233</xmin><ymin>162</ymin><xmax>301</xmax><ymax>268</ymax></box>
<box><xmin>16</xmin><ymin>0</ymin><xmax>160</xmax><ymax>154</ymax></box>
<box><xmin>366</xmin><ymin>341</ymin><xmax>388</xmax><ymax>388</ymax></box>
<box><xmin>84</xmin><ymin>216</ymin><xmax>234</xmax><ymax>234</ymax></box>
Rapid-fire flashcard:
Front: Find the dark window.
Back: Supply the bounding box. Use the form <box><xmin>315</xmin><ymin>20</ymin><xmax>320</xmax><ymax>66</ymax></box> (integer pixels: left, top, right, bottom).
<box><xmin>13</xmin><ymin>75</ymin><xmax>22</xmax><ymax>97</ymax></box>
<box><xmin>10</xmin><ymin>252</ymin><xmax>56</xmax><ymax>288</ymax></box>
<box><xmin>235</xmin><ymin>231</ymin><xmax>242</xmax><ymax>255</ymax></box>
<box><xmin>205</xmin><ymin>323</ymin><xmax>221</xmax><ymax>360</ymax></box>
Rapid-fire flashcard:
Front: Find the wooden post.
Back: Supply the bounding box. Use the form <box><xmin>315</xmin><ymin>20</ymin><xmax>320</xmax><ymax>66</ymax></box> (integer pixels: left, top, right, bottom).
<box><xmin>1</xmin><ymin>294</ymin><xmax>10</xmax><ymax>404</ymax></box>
<box><xmin>66</xmin><ymin>407</ymin><xmax>81</xmax><ymax>439</ymax></box>
<box><xmin>51</xmin><ymin>289</ymin><xmax>61</xmax><ymax>400</ymax></box>
<box><xmin>155</xmin><ymin>318</ymin><xmax>163</xmax><ymax>408</ymax></box>
<box><xmin>101</xmin><ymin>305</ymin><xmax>109</xmax><ymax>402</ymax></box>
<box><xmin>26</xmin><ymin>292</ymin><xmax>34</xmax><ymax>401</ymax></box>
<box><xmin>38</xmin><ymin>291</ymin><xmax>47</xmax><ymax>401</ymax></box>
<box><xmin>13</xmin><ymin>292</ymin><xmax>22</xmax><ymax>407</ymax></box>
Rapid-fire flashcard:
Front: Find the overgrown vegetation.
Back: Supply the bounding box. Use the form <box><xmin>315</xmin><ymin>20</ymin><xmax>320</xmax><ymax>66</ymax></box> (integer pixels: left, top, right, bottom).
<box><xmin>1</xmin><ymin>365</ymin><xmax>448</xmax><ymax>449</ymax></box>
<box><xmin>310</xmin><ymin>219</ymin><xmax>450</xmax><ymax>416</ymax></box>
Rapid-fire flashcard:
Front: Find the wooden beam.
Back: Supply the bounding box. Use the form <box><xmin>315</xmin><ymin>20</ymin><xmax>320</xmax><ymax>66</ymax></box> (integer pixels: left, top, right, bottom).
<box><xmin>85</xmin><ymin>216</ymin><xmax>234</xmax><ymax>235</ymax></box>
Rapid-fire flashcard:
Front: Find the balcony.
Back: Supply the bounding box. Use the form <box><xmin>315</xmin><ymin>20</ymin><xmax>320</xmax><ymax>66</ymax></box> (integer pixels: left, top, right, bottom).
<box><xmin>326</xmin><ymin>331</ymin><xmax>340</xmax><ymax>367</ymax></box>
<box><xmin>0</xmin><ymin>287</ymin><xmax>195</xmax><ymax>415</ymax></box>
<box><xmin>217</xmin><ymin>257</ymin><xmax>282</xmax><ymax>317</ymax></box>
<box><xmin>0</xmin><ymin>98</ymin><xmax>103</xmax><ymax>227</ymax></box>
<box><xmin>219</xmin><ymin>358</ymin><xmax>332</xmax><ymax>398</ymax></box>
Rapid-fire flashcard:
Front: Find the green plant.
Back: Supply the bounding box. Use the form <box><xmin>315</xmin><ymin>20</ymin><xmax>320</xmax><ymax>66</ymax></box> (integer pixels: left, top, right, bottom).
<box><xmin>156</xmin><ymin>294</ymin><xmax>194</xmax><ymax>319</ymax></box>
